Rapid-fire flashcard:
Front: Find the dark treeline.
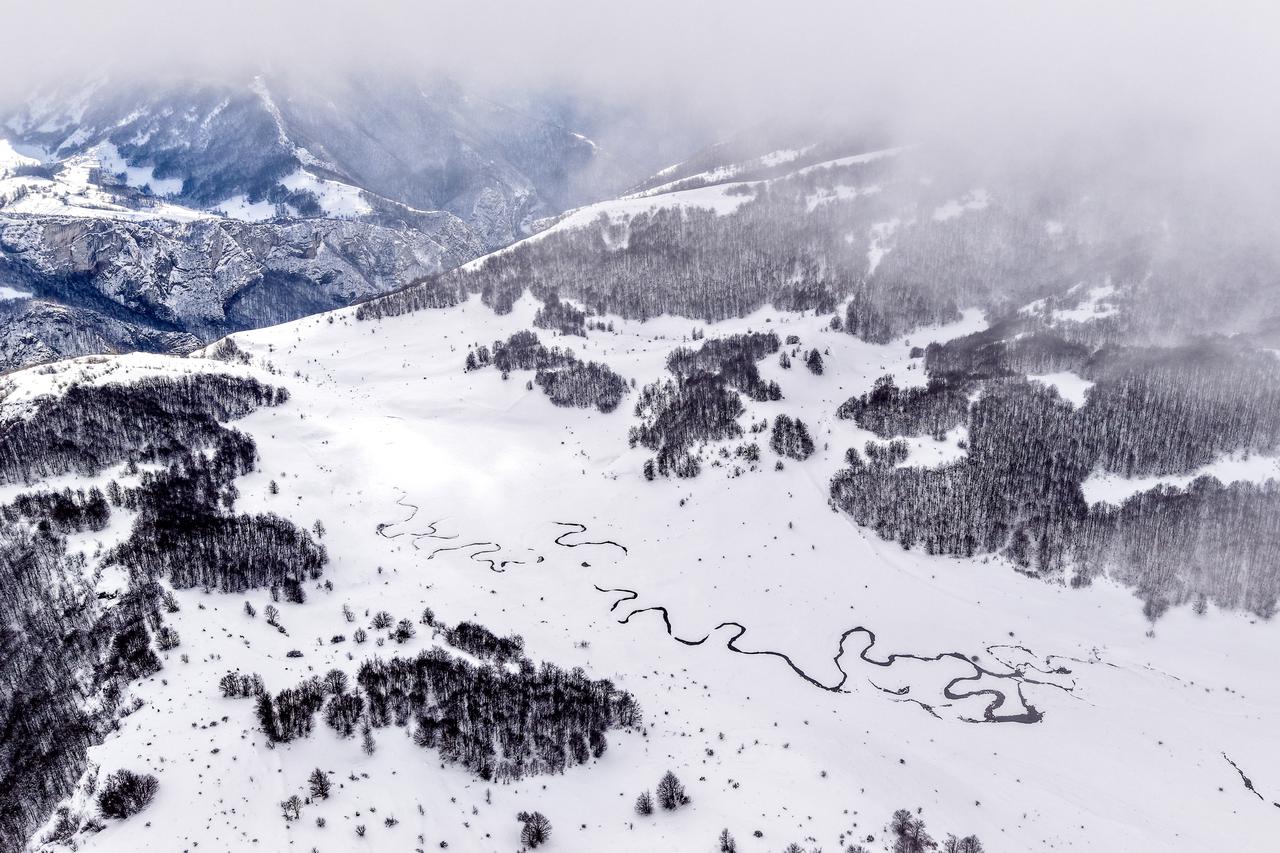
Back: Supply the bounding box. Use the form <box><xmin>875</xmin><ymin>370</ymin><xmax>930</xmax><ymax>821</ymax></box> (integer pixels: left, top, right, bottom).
<box><xmin>0</xmin><ymin>518</ymin><xmax>165</xmax><ymax>850</ymax></box>
<box><xmin>0</xmin><ymin>373</ymin><xmax>316</xmax><ymax>850</ymax></box>
<box><xmin>631</xmin><ymin>375</ymin><xmax>744</xmax><ymax>478</ymax></box>
<box><xmin>257</xmin><ymin>637</ymin><xmax>640</xmax><ymax>784</ymax></box>
<box><xmin>353</xmin><ymin>277</ymin><xmax>464</xmax><ymax>321</ymax></box>
<box><xmin>1079</xmin><ymin>341</ymin><xmax>1280</xmax><ymax>477</ymax></box>
<box><xmin>632</xmin><ymin>333</ymin><xmax>783</xmax><ymax>478</ymax></box>
<box><xmin>2</xmin><ymin>487</ymin><xmax>111</xmax><ymax>534</ymax></box>
<box><xmin>532</xmin><ymin>291</ymin><xmax>587</xmax><ymax>337</ymax></box>
<box><xmin>110</xmin><ymin>434</ymin><xmax>327</xmax><ymax>593</ymax></box>
<box><xmin>838</xmin><ymin>375</ymin><xmax>970</xmax><ymax>440</ymax></box>
<box><xmin>469</xmin><ymin>330</ymin><xmax>628</xmax><ymax>414</ymax></box>
<box><xmin>356</xmin><ymin>147</ymin><xmax>1280</xmax><ymax>364</ymax></box>
<box><xmin>1076</xmin><ymin>478</ymin><xmax>1280</xmax><ymax>619</ymax></box>
<box><xmin>923</xmin><ymin>318</ymin><xmax>1092</xmax><ymax>381</ymax></box>
<box><xmin>0</xmin><ymin>374</ymin><xmax>285</xmax><ymax>485</ymax></box>
<box><xmin>536</xmin><ymin>362</ymin><xmax>629</xmax><ymax>413</ymax></box>
<box><xmin>667</xmin><ymin>332</ymin><xmax>782</xmax><ymax>402</ymax></box>
<box><xmin>831</xmin><ymin>331</ymin><xmax>1280</xmax><ymax>617</ymax></box>
<box><xmin>769</xmin><ymin>415</ymin><xmax>815</xmax><ymax>460</ymax></box>
<box><xmin>351</xmin><ymin>157</ymin><xmax>960</xmax><ymax>334</ymax></box>
<box><xmin>444</xmin><ymin>620</ymin><xmax>526</xmax><ymax>663</ymax></box>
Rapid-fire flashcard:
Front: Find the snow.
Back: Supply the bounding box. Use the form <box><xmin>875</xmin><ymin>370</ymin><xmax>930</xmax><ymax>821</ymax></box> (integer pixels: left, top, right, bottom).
<box><xmin>10</xmin><ymin>296</ymin><xmax>1280</xmax><ymax>853</ymax></box>
<box><xmin>804</xmin><ymin>182</ymin><xmax>880</xmax><ymax>212</ymax></box>
<box><xmin>793</xmin><ymin>146</ymin><xmax>908</xmax><ymax>175</ymax></box>
<box><xmin>1027</xmin><ymin>371</ymin><xmax>1094</xmax><ymax>407</ymax></box>
<box><xmin>0</xmin><ymin>285</ymin><xmax>32</xmax><ymax>301</ymax></box>
<box><xmin>932</xmin><ymin>189</ymin><xmax>990</xmax><ymax>221</ymax></box>
<box><xmin>0</xmin><ymin>147</ymin><xmax>212</xmax><ymax>222</ymax></box>
<box><xmin>0</xmin><ymin>138</ymin><xmax>40</xmax><ymax>176</ymax></box>
<box><xmin>461</xmin><ymin>183</ymin><xmax>753</xmax><ymax>271</ymax></box>
<box><xmin>570</xmin><ymin>131</ymin><xmax>599</xmax><ymax>151</ymax></box>
<box><xmin>1053</xmin><ymin>283</ymin><xmax>1118</xmax><ymax>323</ymax></box>
<box><xmin>1020</xmin><ymin>282</ymin><xmax>1120</xmax><ymax>326</ymax></box>
<box><xmin>896</xmin><ymin>425</ymin><xmax>970</xmax><ymax>468</ymax></box>
<box><xmin>1082</xmin><ymin>451</ymin><xmax>1280</xmax><ymax>505</ymax></box>
<box><xmin>866</xmin><ymin>217</ymin><xmax>901</xmax><ymax>274</ymax></box>
<box><xmin>213</xmin><ymin>194</ymin><xmax>278</xmax><ymax>222</ymax></box>
<box><xmin>280</xmin><ymin>168</ymin><xmax>372</xmax><ymax>218</ymax></box>
<box><xmin>94</xmin><ymin>143</ymin><xmax>185</xmax><ymax>196</ymax></box>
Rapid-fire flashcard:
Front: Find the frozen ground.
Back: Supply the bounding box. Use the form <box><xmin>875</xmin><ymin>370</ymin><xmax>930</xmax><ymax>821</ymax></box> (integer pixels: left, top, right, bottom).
<box><xmin>14</xmin><ymin>292</ymin><xmax>1280</xmax><ymax>853</ymax></box>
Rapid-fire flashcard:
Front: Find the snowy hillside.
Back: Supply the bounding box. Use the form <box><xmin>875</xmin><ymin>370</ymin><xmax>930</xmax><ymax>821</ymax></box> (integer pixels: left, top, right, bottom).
<box><xmin>1</xmin><ymin>75</ymin><xmax>617</xmax><ymax>248</ymax></box>
<box><xmin>6</xmin><ymin>283</ymin><xmax>1279</xmax><ymax>853</ymax></box>
<box><xmin>0</xmin><ymin>74</ymin><xmax>654</xmax><ymax>373</ymax></box>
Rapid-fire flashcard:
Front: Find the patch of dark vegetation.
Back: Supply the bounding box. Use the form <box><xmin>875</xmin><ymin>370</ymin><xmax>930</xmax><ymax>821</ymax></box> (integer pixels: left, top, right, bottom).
<box><xmin>443</xmin><ymin>621</ymin><xmax>526</xmax><ymax>664</ymax></box>
<box><xmin>1075</xmin><ymin>478</ymin><xmax>1280</xmax><ymax>619</ymax></box>
<box><xmin>831</xmin><ymin>335</ymin><xmax>1280</xmax><ymax>618</ymax></box>
<box><xmin>256</xmin><ymin>618</ymin><xmax>639</xmax><ymax>783</ymax></box>
<box><xmin>667</xmin><ymin>332</ymin><xmax>781</xmax><ymax>401</ymax></box>
<box><xmin>468</xmin><ymin>330</ymin><xmax>628</xmax><ymax>413</ymax></box>
<box><xmin>532</xmin><ymin>291</ymin><xmax>587</xmax><ymax>337</ymax></box>
<box><xmin>96</xmin><ymin>769</ymin><xmax>158</xmax><ymax>821</ymax></box>
<box><xmin>1079</xmin><ymin>340</ymin><xmax>1280</xmax><ymax>477</ymax></box>
<box><xmin>487</xmin><ymin>330</ymin><xmax>576</xmax><ymax>373</ymax></box>
<box><xmin>0</xmin><ymin>374</ymin><xmax>285</xmax><ymax>485</ymax></box>
<box><xmin>924</xmin><ymin>320</ymin><xmax>1091</xmax><ymax>382</ymax></box>
<box><xmin>769</xmin><ymin>414</ymin><xmax>815</xmax><ymax>460</ymax></box>
<box><xmin>353</xmin><ymin>277</ymin><xmax>464</xmax><ymax>321</ymax></box>
<box><xmin>631</xmin><ymin>374</ymin><xmax>744</xmax><ymax>477</ymax></box>
<box><xmin>634</xmin><ymin>332</ymin><xmax>785</xmax><ymax>478</ymax></box>
<box><xmin>837</xmin><ymin>375</ymin><xmax>970</xmax><ymax>439</ymax></box>
<box><xmin>110</xmin><ymin>435</ymin><xmax>327</xmax><ymax>592</ymax></box>
<box><xmin>535</xmin><ymin>361</ymin><xmax>629</xmax><ymax>413</ymax></box>
<box><xmin>0</xmin><ymin>374</ymin><xmax>319</xmax><ymax>850</ymax></box>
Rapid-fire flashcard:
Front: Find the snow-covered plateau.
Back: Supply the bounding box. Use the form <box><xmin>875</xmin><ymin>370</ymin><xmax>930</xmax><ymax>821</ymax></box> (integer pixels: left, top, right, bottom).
<box><xmin>9</xmin><ymin>290</ymin><xmax>1278</xmax><ymax>853</ymax></box>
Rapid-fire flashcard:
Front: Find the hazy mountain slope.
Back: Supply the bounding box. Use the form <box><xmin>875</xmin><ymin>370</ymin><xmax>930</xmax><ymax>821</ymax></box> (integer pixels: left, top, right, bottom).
<box><xmin>2</xmin><ymin>75</ymin><xmax>616</xmax><ymax>247</ymax></box>
<box><xmin>0</xmin><ymin>76</ymin><xmax>649</xmax><ymax>372</ymax></box>
<box><xmin>0</xmin><ymin>211</ymin><xmax>480</xmax><ymax>371</ymax></box>
<box><xmin>370</xmin><ymin>142</ymin><xmax>1280</xmax><ymax>348</ymax></box>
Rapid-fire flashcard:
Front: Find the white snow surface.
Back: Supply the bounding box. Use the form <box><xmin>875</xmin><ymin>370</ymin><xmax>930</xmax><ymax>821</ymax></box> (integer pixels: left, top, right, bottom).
<box><xmin>1027</xmin><ymin>371</ymin><xmax>1094</xmax><ymax>407</ymax></box>
<box><xmin>932</xmin><ymin>189</ymin><xmax>990</xmax><ymax>221</ymax></box>
<box><xmin>0</xmin><ymin>138</ymin><xmax>40</xmax><ymax>176</ymax></box>
<box><xmin>0</xmin><ymin>142</ymin><xmax>212</xmax><ymax>222</ymax></box>
<box><xmin>10</xmin><ymin>297</ymin><xmax>1280</xmax><ymax>853</ymax></box>
<box><xmin>1083</xmin><ymin>451</ymin><xmax>1280</xmax><ymax>505</ymax></box>
<box><xmin>281</xmin><ymin>168</ymin><xmax>373</xmax><ymax>218</ymax></box>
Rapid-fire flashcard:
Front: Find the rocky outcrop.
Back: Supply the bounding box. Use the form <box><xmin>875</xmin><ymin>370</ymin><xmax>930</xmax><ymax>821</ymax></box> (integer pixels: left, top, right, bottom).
<box><xmin>0</xmin><ymin>211</ymin><xmax>481</xmax><ymax>371</ymax></box>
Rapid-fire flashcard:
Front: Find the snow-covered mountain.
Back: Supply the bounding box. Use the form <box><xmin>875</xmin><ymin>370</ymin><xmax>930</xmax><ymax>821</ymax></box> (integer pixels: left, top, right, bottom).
<box><xmin>3</xmin><ymin>75</ymin><xmax>616</xmax><ymax>246</ymax></box>
<box><xmin>3</xmin><ymin>89</ymin><xmax>1280</xmax><ymax>853</ymax></box>
<box><xmin>0</xmin><ymin>75</ymin><xmax>643</xmax><ymax>372</ymax></box>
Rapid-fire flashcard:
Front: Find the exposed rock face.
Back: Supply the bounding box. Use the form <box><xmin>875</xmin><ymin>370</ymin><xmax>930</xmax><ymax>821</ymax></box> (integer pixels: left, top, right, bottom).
<box><xmin>0</xmin><ymin>74</ymin><xmax>639</xmax><ymax>371</ymax></box>
<box><xmin>2</xmin><ymin>75</ymin><xmax>615</xmax><ymax>251</ymax></box>
<box><xmin>0</xmin><ymin>212</ymin><xmax>481</xmax><ymax>370</ymax></box>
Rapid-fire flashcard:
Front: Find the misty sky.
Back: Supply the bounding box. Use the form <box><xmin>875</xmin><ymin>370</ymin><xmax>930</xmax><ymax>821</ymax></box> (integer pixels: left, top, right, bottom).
<box><xmin>2</xmin><ymin>0</ymin><xmax>1277</xmax><ymax>177</ymax></box>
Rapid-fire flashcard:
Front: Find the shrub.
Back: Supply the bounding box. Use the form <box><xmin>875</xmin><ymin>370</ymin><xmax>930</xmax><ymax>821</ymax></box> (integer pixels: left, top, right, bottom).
<box><xmin>97</xmin><ymin>770</ymin><xmax>159</xmax><ymax>820</ymax></box>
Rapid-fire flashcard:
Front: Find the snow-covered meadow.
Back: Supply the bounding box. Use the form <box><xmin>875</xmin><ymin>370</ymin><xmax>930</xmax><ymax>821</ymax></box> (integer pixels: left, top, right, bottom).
<box><xmin>12</xmin><ymin>289</ymin><xmax>1278</xmax><ymax>853</ymax></box>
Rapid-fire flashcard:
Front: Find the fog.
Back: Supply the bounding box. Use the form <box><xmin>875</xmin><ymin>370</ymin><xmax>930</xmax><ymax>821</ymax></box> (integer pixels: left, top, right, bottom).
<box><xmin>2</xmin><ymin>0</ymin><xmax>1278</xmax><ymax>193</ymax></box>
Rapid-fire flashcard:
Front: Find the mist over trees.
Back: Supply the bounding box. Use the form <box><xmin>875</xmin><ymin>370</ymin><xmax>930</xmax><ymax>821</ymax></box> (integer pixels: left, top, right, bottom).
<box><xmin>831</xmin><ymin>329</ymin><xmax>1280</xmax><ymax>617</ymax></box>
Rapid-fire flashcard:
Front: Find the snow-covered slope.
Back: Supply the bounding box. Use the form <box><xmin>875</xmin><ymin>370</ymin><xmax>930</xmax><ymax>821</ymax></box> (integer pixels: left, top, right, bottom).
<box><xmin>13</xmin><ymin>290</ymin><xmax>1279</xmax><ymax>853</ymax></box>
<box><xmin>1</xmin><ymin>75</ymin><xmax>616</xmax><ymax>248</ymax></box>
